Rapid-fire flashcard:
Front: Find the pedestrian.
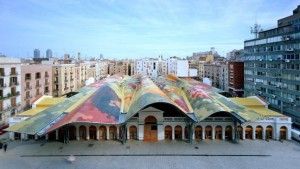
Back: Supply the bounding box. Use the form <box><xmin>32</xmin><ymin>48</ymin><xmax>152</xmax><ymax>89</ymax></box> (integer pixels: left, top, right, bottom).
<box><xmin>3</xmin><ymin>143</ymin><xmax>7</xmax><ymax>152</ymax></box>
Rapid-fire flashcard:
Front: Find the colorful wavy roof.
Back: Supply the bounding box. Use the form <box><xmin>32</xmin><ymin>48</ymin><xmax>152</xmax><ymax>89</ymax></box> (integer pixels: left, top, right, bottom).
<box><xmin>7</xmin><ymin>75</ymin><xmax>266</xmax><ymax>135</ymax></box>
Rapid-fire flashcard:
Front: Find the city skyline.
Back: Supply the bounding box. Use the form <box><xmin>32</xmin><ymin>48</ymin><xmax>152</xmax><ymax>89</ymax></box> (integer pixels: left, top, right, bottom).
<box><xmin>0</xmin><ymin>0</ymin><xmax>298</xmax><ymax>59</ymax></box>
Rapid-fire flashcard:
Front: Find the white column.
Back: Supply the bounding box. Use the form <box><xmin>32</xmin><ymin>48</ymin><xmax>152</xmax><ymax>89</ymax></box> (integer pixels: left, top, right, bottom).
<box><xmin>138</xmin><ymin>124</ymin><xmax>144</xmax><ymax>141</ymax></box>
<box><xmin>45</xmin><ymin>134</ymin><xmax>49</xmax><ymax>140</ymax></box>
<box><xmin>262</xmin><ymin>127</ymin><xmax>266</xmax><ymax>140</ymax></box>
<box><xmin>212</xmin><ymin>127</ymin><xmax>215</xmax><ymax>140</ymax></box>
<box><xmin>106</xmin><ymin>126</ymin><xmax>110</xmax><ymax>140</ymax></box>
<box><xmin>96</xmin><ymin>127</ymin><xmax>99</xmax><ymax>140</ymax></box>
<box><xmin>35</xmin><ymin>134</ymin><xmax>38</xmax><ymax>140</ymax></box>
<box><xmin>172</xmin><ymin>126</ymin><xmax>175</xmax><ymax>140</ymax></box>
<box><xmin>55</xmin><ymin>130</ymin><xmax>59</xmax><ymax>140</ymax></box>
<box><xmin>192</xmin><ymin>126</ymin><xmax>195</xmax><ymax>140</ymax></box>
<box><xmin>21</xmin><ymin>133</ymin><xmax>28</xmax><ymax>140</ymax></box>
<box><xmin>127</xmin><ymin>126</ymin><xmax>130</xmax><ymax>140</ymax></box>
<box><xmin>117</xmin><ymin>126</ymin><xmax>119</xmax><ymax>139</ymax></box>
<box><xmin>158</xmin><ymin>124</ymin><xmax>164</xmax><ymax>140</ymax></box>
<box><xmin>202</xmin><ymin>128</ymin><xmax>205</xmax><ymax>140</ymax></box>
<box><xmin>9</xmin><ymin>132</ymin><xmax>14</xmax><ymax>140</ymax></box>
<box><xmin>86</xmin><ymin>126</ymin><xmax>90</xmax><ymax>140</ymax></box>
<box><xmin>222</xmin><ymin>127</ymin><xmax>225</xmax><ymax>140</ymax></box>
<box><xmin>252</xmin><ymin>127</ymin><xmax>256</xmax><ymax>140</ymax></box>
<box><xmin>76</xmin><ymin>126</ymin><xmax>80</xmax><ymax>140</ymax></box>
<box><xmin>242</xmin><ymin>128</ymin><xmax>245</xmax><ymax>140</ymax></box>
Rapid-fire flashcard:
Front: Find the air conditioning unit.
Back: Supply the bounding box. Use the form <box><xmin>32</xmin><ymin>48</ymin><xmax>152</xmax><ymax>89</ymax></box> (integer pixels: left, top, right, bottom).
<box><xmin>271</xmin><ymin>94</ymin><xmax>276</xmax><ymax>98</ymax></box>
<box><xmin>258</xmin><ymin>91</ymin><xmax>262</xmax><ymax>94</ymax></box>
<box><xmin>258</xmin><ymin>59</ymin><xmax>263</xmax><ymax>61</ymax></box>
<box><xmin>286</xmin><ymin>48</ymin><xmax>294</xmax><ymax>52</ymax></box>
<box><xmin>285</xmin><ymin>59</ymin><xmax>290</xmax><ymax>63</ymax></box>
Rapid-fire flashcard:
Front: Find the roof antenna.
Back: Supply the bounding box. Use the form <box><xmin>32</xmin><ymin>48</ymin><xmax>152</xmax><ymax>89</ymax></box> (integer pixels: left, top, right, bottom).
<box><xmin>251</xmin><ymin>14</ymin><xmax>262</xmax><ymax>38</ymax></box>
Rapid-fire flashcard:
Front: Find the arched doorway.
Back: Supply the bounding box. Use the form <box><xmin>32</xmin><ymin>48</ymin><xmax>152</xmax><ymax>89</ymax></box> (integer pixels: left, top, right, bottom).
<box><xmin>266</xmin><ymin>125</ymin><xmax>273</xmax><ymax>139</ymax></box>
<box><xmin>58</xmin><ymin>128</ymin><xmax>65</xmax><ymax>141</ymax></box>
<box><xmin>205</xmin><ymin>126</ymin><xmax>212</xmax><ymax>139</ymax></box>
<box><xmin>144</xmin><ymin>116</ymin><xmax>157</xmax><ymax>142</ymax></box>
<box><xmin>164</xmin><ymin>125</ymin><xmax>172</xmax><ymax>140</ymax></box>
<box><xmin>255</xmin><ymin>126</ymin><xmax>263</xmax><ymax>139</ymax></box>
<box><xmin>89</xmin><ymin>126</ymin><xmax>97</xmax><ymax>140</ymax></box>
<box><xmin>195</xmin><ymin>126</ymin><xmax>202</xmax><ymax>141</ymax></box>
<box><xmin>109</xmin><ymin>126</ymin><xmax>117</xmax><ymax>140</ymax></box>
<box><xmin>68</xmin><ymin>125</ymin><xmax>76</xmax><ymax>140</ymax></box>
<box><xmin>175</xmin><ymin>125</ymin><xmax>182</xmax><ymax>140</ymax></box>
<box><xmin>48</xmin><ymin>131</ymin><xmax>56</xmax><ymax>141</ymax></box>
<box><xmin>129</xmin><ymin>125</ymin><xmax>137</xmax><ymax>140</ymax></box>
<box><xmin>245</xmin><ymin>125</ymin><xmax>253</xmax><ymax>139</ymax></box>
<box><xmin>99</xmin><ymin>126</ymin><xmax>107</xmax><ymax>140</ymax></box>
<box><xmin>215</xmin><ymin>126</ymin><xmax>222</xmax><ymax>140</ymax></box>
<box><xmin>280</xmin><ymin>126</ymin><xmax>287</xmax><ymax>140</ymax></box>
<box><xmin>79</xmin><ymin>125</ymin><xmax>86</xmax><ymax>140</ymax></box>
<box><xmin>225</xmin><ymin>126</ymin><xmax>232</xmax><ymax>140</ymax></box>
<box><xmin>237</xmin><ymin>126</ymin><xmax>243</xmax><ymax>139</ymax></box>
<box><xmin>185</xmin><ymin>126</ymin><xmax>189</xmax><ymax>140</ymax></box>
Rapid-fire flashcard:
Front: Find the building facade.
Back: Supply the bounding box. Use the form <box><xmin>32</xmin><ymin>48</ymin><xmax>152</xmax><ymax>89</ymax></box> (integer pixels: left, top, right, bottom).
<box><xmin>0</xmin><ymin>57</ymin><xmax>21</xmax><ymax>125</ymax></box>
<box><xmin>244</xmin><ymin>5</ymin><xmax>300</xmax><ymax>125</ymax></box>
<box><xmin>21</xmin><ymin>64</ymin><xmax>52</xmax><ymax>109</ymax></box>
<box><xmin>228</xmin><ymin>61</ymin><xmax>244</xmax><ymax>97</ymax></box>
<box><xmin>52</xmin><ymin>64</ymin><xmax>77</xmax><ymax>97</ymax></box>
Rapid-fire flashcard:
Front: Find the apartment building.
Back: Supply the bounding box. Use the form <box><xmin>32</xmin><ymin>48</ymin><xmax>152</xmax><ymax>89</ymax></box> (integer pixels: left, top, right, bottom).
<box><xmin>108</xmin><ymin>60</ymin><xmax>131</xmax><ymax>76</ymax></box>
<box><xmin>219</xmin><ymin>62</ymin><xmax>229</xmax><ymax>92</ymax></box>
<box><xmin>244</xmin><ymin>6</ymin><xmax>300</xmax><ymax>125</ymax></box>
<box><xmin>204</xmin><ymin>63</ymin><xmax>221</xmax><ymax>88</ymax></box>
<box><xmin>52</xmin><ymin>64</ymin><xmax>77</xmax><ymax>97</ymax></box>
<box><xmin>21</xmin><ymin>64</ymin><xmax>52</xmax><ymax>109</ymax></box>
<box><xmin>0</xmin><ymin>57</ymin><xmax>21</xmax><ymax>124</ymax></box>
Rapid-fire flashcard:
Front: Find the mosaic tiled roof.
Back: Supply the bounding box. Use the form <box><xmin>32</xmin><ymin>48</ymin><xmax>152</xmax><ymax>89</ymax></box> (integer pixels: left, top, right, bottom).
<box><xmin>7</xmin><ymin>75</ymin><xmax>266</xmax><ymax>135</ymax></box>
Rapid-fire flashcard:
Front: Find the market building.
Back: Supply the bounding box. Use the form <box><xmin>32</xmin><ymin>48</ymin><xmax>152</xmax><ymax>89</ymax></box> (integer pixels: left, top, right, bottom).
<box><xmin>6</xmin><ymin>75</ymin><xmax>291</xmax><ymax>142</ymax></box>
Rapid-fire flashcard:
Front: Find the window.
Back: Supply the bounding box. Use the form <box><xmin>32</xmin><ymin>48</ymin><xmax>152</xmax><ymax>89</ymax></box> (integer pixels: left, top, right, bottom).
<box><xmin>35</xmin><ymin>72</ymin><xmax>41</xmax><ymax>79</ymax></box>
<box><xmin>25</xmin><ymin>73</ymin><xmax>31</xmax><ymax>80</ymax></box>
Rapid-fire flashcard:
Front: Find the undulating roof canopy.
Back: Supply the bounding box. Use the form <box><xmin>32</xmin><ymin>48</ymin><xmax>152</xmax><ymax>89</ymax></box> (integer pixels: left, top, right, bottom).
<box><xmin>7</xmin><ymin>75</ymin><xmax>269</xmax><ymax>135</ymax></box>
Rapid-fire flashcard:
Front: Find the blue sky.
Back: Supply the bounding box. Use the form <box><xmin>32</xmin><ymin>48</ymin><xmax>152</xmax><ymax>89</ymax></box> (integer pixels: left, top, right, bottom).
<box><xmin>0</xmin><ymin>0</ymin><xmax>298</xmax><ymax>59</ymax></box>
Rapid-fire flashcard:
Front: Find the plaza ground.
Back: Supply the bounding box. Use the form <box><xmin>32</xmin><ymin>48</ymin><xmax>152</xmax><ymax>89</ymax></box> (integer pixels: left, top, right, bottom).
<box><xmin>0</xmin><ymin>138</ymin><xmax>299</xmax><ymax>169</ymax></box>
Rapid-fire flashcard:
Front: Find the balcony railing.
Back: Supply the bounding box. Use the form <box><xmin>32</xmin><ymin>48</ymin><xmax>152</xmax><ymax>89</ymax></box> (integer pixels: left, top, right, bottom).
<box><xmin>0</xmin><ymin>92</ymin><xmax>20</xmax><ymax>100</ymax></box>
<box><xmin>0</xmin><ymin>83</ymin><xmax>7</xmax><ymax>88</ymax></box>
<box><xmin>25</xmin><ymin>77</ymin><xmax>31</xmax><ymax>81</ymax></box>
<box><xmin>25</xmin><ymin>86</ymin><xmax>32</xmax><ymax>90</ymax></box>
<box><xmin>10</xmin><ymin>71</ymin><xmax>18</xmax><ymax>76</ymax></box>
<box><xmin>9</xmin><ymin>82</ymin><xmax>19</xmax><ymax>86</ymax></box>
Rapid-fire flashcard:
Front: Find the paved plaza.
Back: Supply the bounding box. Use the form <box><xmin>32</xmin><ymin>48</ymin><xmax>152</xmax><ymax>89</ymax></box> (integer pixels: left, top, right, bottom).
<box><xmin>0</xmin><ymin>138</ymin><xmax>299</xmax><ymax>169</ymax></box>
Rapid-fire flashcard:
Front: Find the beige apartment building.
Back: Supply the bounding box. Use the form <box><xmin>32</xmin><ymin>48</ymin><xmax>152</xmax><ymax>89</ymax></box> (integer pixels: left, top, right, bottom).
<box><xmin>52</xmin><ymin>62</ymin><xmax>90</xmax><ymax>97</ymax></box>
<box><xmin>21</xmin><ymin>64</ymin><xmax>52</xmax><ymax>109</ymax></box>
<box><xmin>108</xmin><ymin>60</ymin><xmax>131</xmax><ymax>76</ymax></box>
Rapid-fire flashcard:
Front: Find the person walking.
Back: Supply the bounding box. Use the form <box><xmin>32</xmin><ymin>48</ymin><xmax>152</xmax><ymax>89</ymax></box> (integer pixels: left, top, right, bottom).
<box><xmin>3</xmin><ymin>143</ymin><xmax>7</xmax><ymax>152</ymax></box>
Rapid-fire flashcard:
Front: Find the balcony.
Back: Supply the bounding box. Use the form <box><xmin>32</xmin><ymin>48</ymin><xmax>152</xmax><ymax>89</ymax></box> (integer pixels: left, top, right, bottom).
<box><xmin>10</xmin><ymin>71</ymin><xmax>18</xmax><ymax>76</ymax></box>
<box><xmin>45</xmin><ymin>81</ymin><xmax>49</xmax><ymax>85</ymax></box>
<box><xmin>25</xmin><ymin>95</ymin><xmax>32</xmax><ymax>99</ymax></box>
<box><xmin>45</xmin><ymin>74</ymin><xmax>49</xmax><ymax>78</ymax></box>
<box><xmin>9</xmin><ymin>81</ymin><xmax>19</xmax><ymax>87</ymax></box>
<box><xmin>25</xmin><ymin>86</ymin><xmax>32</xmax><ymax>90</ymax></box>
<box><xmin>36</xmin><ymin>84</ymin><xmax>41</xmax><ymax>88</ymax></box>
<box><xmin>54</xmin><ymin>80</ymin><xmax>59</xmax><ymax>84</ymax></box>
<box><xmin>0</xmin><ymin>92</ymin><xmax>20</xmax><ymax>100</ymax></box>
<box><xmin>64</xmin><ymin>87</ymin><xmax>69</xmax><ymax>90</ymax></box>
<box><xmin>0</xmin><ymin>83</ymin><xmax>7</xmax><ymax>89</ymax></box>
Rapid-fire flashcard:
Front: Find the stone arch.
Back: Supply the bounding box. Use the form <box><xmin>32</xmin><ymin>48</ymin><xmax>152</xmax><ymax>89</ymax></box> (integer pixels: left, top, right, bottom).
<box><xmin>129</xmin><ymin>125</ymin><xmax>138</xmax><ymax>140</ymax></box>
<box><xmin>195</xmin><ymin>125</ymin><xmax>202</xmax><ymax>140</ymax></box>
<box><xmin>225</xmin><ymin>125</ymin><xmax>233</xmax><ymax>140</ymax></box>
<box><xmin>79</xmin><ymin>125</ymin><xmax>86</xmax><ymax>140</ymax></box>
<box><xmin>266</xmin><ymin>125</ymin><xmax>273</xmax><ymax>140</ymax></box>
<box><xmin>280</xmin><ymin>126</ymin><xmax>287</xmax><ymax>140</ymax></box>
<box><xmin>255</xmin><ymin>125</ymin><xmax>263</xmax><ymax>139</ymax></box>
<box><xmin>215</xmin><ymin>125</ymin><xmax>222</xmax><ymax>140</ymax></box>
<box><xmin>245</xmin><ymin>125</ymin><xmax>253</xmax><ymax>139</ymax></box>
<box><xmin>175</xmin><ymin>125</ymin><xmax>182</xmax><ymax>140</ymax></box>
<box><xmin>205</xmin><ymin>126</ymin><xmax>212</xmax><ymax>139</ymax></box>
<box><xmin>89</xmin><ymin>125</ymin><xmax>97</xmax><ymax>140</ymax></box>
<box><xmin>164</xmin><ymin>125</ymin><xmax>172</xmax><ymax>140</ymax></box>
<box><xmin>144</xmin><ymin>116</ymin><xmax>158</xmax><ymax>141</ymax></box>
<box><xmin>99</xmin><ymin>126</ymin><xmax>107</xmax><ymax>140</ymax></box>
<box><xmin>68</xmin><ymin>125</ymin><xmax>76</xmax><ymax>140</ymax></box>
<box><xmin>109</xmin><ymin>126</ymin><xmax>117</xmax><ymax>140</ymax></box>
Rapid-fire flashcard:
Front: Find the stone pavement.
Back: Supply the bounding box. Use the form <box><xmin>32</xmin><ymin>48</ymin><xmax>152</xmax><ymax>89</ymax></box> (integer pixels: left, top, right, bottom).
<box><xmin>0</xmin><ymin>139</ymin><xmax>299</xmax><ymax>169</ymax></box>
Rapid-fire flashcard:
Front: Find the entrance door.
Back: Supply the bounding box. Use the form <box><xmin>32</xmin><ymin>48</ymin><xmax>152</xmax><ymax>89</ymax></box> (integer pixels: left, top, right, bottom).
<box><xmin>144</xmin><ymin>116</ymin><xmax>157</xmax><ymax>142</ymax></box>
